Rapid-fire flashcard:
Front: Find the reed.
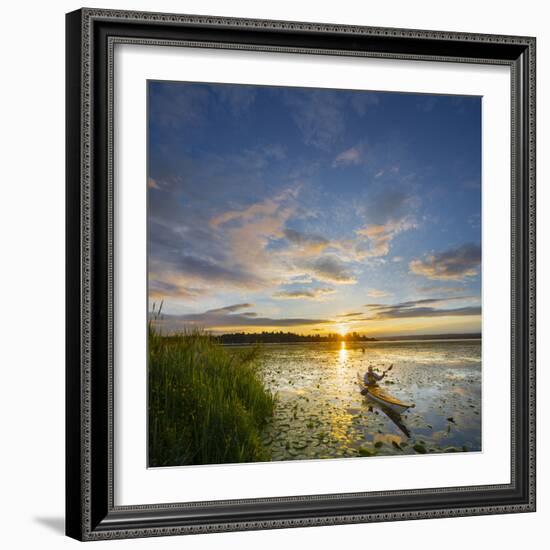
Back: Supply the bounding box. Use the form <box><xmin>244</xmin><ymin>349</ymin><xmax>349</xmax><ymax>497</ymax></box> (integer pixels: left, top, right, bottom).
<box><xmin>148</xmin><ymin>325</ymin><xmax>275</xmax><ymax>467</ymax></box>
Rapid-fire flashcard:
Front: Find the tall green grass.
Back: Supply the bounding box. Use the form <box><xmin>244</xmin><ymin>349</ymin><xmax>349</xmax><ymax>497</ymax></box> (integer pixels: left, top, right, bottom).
<box><xmin>148</xmin><ymin>327</ymin><xmax>275</xmax><ymax>467</ymax></box>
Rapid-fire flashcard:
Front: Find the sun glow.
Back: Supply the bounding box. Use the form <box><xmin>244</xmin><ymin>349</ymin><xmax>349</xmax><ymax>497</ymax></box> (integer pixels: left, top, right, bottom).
<box><xmin>338</xmin><ymin>325</ymin><xmax>349</xmax><ymax>337</ymax></box>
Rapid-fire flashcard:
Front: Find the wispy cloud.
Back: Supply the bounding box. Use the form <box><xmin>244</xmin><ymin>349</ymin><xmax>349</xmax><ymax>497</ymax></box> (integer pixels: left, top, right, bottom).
<box><xmin>283</xmin><ymin>90</ymin><xmax>379</xmax><ymax>150</ymax></box>
<box><xmin>349</xmin><ymin>92</ymin><xmax>380</xmax><ymax>115</ymax></box>
<box><xmin>205</xmin><ymin>303</ymin><xmax>255</xmax><ymax>314</ymax></box>
<box><xmin>153</xmin><ymin>302</ymin><xmax>333</xmax><ymax>331</ymax></box>
<box><xmin>367</xmin><ymin>289</ymin><xmax>391</xmax><ymax>298</ymax></box>
<box><xmin>354</xmin><ymin>216</ymin><xmax>417</xmax><ymax>259</ymax></box>
<box><xmin>273</xmin><ymin>287</ymin><xmax>336</xmax><ymax>300</ymax></box>
<box><xmin>409</xmin><ymin>243</ymin><xmax>481</xmax><ymax>281</ymax></box>
<box><xmin>210</xmin><ymin>188</ymin><xmax>297</xmax><ymax>228</ymax></box>
<box><xmin>369</xmin><ymin>296</ymin><xmax>475</xmax><ymax>309</ymax></box>
<box><xmin>365</xmin><ymin>296</ymin><xmax>480</xmax><ymax>320</ymax></box>
<box><xmin>206</xmin><ymin>188</ymin><xmax>300</xmax><ymax>288</ymax></box>
<box><xmin>283</xmin><ymin>228</ymin><xmax>330</xmax><ymax>256</ymax></box>
<box><xmin>148</xmin><ymin>177</ymin><xmax>160</xmax><ymax>189</ymax></box>
<box><xmin>336</xmin><ymin>312</ymin><xmax>364</xmax><ymax>318</ymax></box>
<box><xmin>284</xmin><ymin>90</ymin><xmax>346</xmax><ymax>150</ymax></box>
<box><xmin>348</xmin><ymin>189</ymin><xmax>420</xmax><ymax>260</ymax></box>
<box><xmin>417</xmin><ymin>285</ymin><xmax>467</xmax><ymax>294</ymax></box>
<box><xmin>332</xmin><ymin>144</ymin><xmax>366</xmax><ymax>167</ymax></box>
<box><xmin>149</xmin><ymin>82</ymin><xmax>210</xmax><ymax>128</ymax></box>
<box><xmin>149</xmin><ymin>278</ymin><xmax>207</xmax><ymax>301</ymax></box>
<box><xmin>304</xmin><ymin>255</ymin><xmax>356</xmax><ymax>285</ymax></box>
<box><xmin>149</xmin><ymin>81</ymin><xmax>257</xmax><ymax>128</ymax></box>
<box><xmin>368</xmin><ymin>305</ymin><xmax>481</xmax><ymax>320</ymax></box>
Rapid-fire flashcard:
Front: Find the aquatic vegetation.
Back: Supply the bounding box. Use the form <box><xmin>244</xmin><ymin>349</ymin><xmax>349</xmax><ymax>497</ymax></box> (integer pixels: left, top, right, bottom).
<box><xmin>259</xmin><ymin>340</ymin><xmax>482</xmax><ymax>461</ymax></box>
<box><xmin>148</xmin><ymin>328</ymin><xmax>275</xmax><ymax>467</ymax></box>
<box><xmin>413</xmin><ymin>443</ymin><xmax>427</xmax><ymax>454</ymax></box>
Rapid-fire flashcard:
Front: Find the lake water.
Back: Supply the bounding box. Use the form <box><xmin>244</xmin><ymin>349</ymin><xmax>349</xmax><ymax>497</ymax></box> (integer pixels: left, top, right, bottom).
<box><xmin>255</xmin><ymin>339</ymin><xmax>482</xmax><ymax>460</ymax></box>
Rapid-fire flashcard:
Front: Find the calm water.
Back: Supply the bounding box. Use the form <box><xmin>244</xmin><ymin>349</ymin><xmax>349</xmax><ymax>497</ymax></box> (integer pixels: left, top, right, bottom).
<box><xmin>255</xmin><ymin>340</ymin><xmax>481</xmax><ymax>460</ymax></box>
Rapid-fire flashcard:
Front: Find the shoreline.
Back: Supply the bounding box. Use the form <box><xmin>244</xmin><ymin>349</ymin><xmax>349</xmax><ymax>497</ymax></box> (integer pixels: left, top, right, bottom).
<box><xmin>220</xmin><ymin>338</ymin><xmax>482</xmax><ymax>346</ymax></box>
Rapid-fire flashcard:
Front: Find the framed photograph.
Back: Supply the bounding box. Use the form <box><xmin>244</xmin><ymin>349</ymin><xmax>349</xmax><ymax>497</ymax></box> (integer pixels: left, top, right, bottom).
<box><xmin>66</xmin><ymin>8</ymin><xmax>536</xmax><ymax>541</ymax></box>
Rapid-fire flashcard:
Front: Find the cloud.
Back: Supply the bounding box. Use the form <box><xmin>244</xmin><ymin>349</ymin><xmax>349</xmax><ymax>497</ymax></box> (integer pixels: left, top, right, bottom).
<box><xmin>368</xmin><ymin>306</ymin><xmax>481</xmax><ymax>320</ymax></box>
<box><xmin>336</xmin><ymin>312</ymin><xmax>364</xmax><ymax>318</ymax></box>
<box><xmin>149</xmin><ymin>82</ymin><xmax>210</xmax><ymax>128</ymax></box>
<box><xmin>240</xmin><ymin>311</ymin><xmax>258</xmax><ymax>317</ymax></box>
<box><xmin>304</xmin><ymin>255</ymin><xmax>356</xmax><ymax>284</ymax></box>
<box><xmin>417</xmin><ymin>285</ymin><xmax>468</xmax><ymax>294</ymax></box>
<box><xmin>147</xmin><ymin>157</ymin><xmax>300</xmax><ymax>300</ymax></box>
<box><xmin>148</xmin><ymin>177</ymin><xmax>160</xmax><ymax>189</ymax></box>
<box><xmin>162</xmin><ymin>254</ymin><xmax>266</xmax><ymax>289</ymax></box>
<box><xmin>362</xmin><ymin>189</ymin><xmax>418</xmax><ymax>225</ymax></box>
<box><xmin>354</xmin><ymin>216</ymin><xmax>417</xmax><ymax>259</ymax></box>
<box><xmin>149</xmin><ymin>180</ymin><xmax>362</xmax><ymax>303</ymax></box>
<box><xmin>284</xmin><ymin>89</ymin><xmax>346</xmax><ymax>149</ymax></box>
<box><xmin>367</xmin><ymin>289</ymin><xmax>391</xmax><ymax>298</ymax></box>
<box><xmin>263</xmin><ymin>144</ymin><xmax>287</xmax><ymax>160</ymax></box>
<box><xmin>210</xmin><ymin>188</ymin><xmax>296</xmax><ymax>228</ymax></box>
<box><xmin>283</xmin><ymin>229</ymin><xmax>330</xmax><ymax>255</ymax></box>
<box><xmin>332</xmin><ymin>144</ymin><xmax>366</xmax><ymax>167</ymax></box>
<box><xmin>365</xmin><ymin>296</ymin><xmax>480</xmax><ymax>320</ymax></box>
<box><xmin>345</xmin><ymin>189</ymin><xmax>419</xmax><ymax>260</ymax></box>
<box><xmin>205</xmin><ymin>303</ymin><xmax>254</xmax><ymax>314</ymax></box>
<box><xmin>368</xmin><ymin>296</ymin><xmax>475</xmax><ymax>309</ymax></box>
<box><xmin>349</xmin><ymin>92</ymin><xmax>380</xmax><ymax>115</ymax></box>
<box><xmin>149</xmin><ymin>81</ymin><xmax>257</xmax><ymax>129</ymax></box>
<box><xmin>273</xmin><ymin>287</ymin><xmax>336</xmax><ymax>300</ymax></box>
<box><xmin>152</xmin><ymin>303</ymin><xmax>333</xmax><ymax>332</ymax></box>
<box><xmin>200</xmin><ymin>188</ymin><xmax>300</xmax><ymax>289</ymax></box>
<box><xmin>409</xmin><ymin>243</ymin><xmax>481</xmax><ymax>281</ymax></box>
<box><xmin>149</xmin><ymin>278</ymin><xmax>207</xmax><ymax>301</ymax></box>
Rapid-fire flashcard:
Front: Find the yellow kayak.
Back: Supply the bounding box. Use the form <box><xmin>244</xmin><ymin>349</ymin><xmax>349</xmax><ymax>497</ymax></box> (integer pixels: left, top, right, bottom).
<box><xmin>356</xmin><ymin>373</ymin><xmax>415</xmax><ymax>415</ymax></box>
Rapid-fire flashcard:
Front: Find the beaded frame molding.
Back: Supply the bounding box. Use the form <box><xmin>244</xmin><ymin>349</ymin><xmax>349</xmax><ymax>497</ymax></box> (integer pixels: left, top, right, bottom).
<box><xmin>66</xmin><ymin>8</ymin><xmax>536</xmax><ymax>541</ymax></box>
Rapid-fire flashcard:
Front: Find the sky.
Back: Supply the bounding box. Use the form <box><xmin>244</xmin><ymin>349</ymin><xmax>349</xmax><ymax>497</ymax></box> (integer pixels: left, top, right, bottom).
<box><xmin>148</xmin><ymin>80</ymin><xmax>481</xmax><ymax>337</ymax></box>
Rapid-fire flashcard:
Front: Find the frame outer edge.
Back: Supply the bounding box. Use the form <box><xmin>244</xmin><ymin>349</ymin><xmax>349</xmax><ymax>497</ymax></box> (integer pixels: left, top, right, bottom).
<box><xmin>527</xmin><ymin>36</ymin><xmax>536</xmax><ymax>511</ymax></box>
<box><xmin>69</xmin><ymin>8</ymin><xmax>537</xmax><ymax>540</ymax></box>
<box><xmin>65</xmin><ymin>8</ymin><xmax>85</xmax><ymax>542</ymax></box>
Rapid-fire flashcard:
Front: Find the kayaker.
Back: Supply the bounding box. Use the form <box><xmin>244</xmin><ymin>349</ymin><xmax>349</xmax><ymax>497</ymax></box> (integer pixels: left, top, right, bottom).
<box><xmin>364</xmin><ymin>365</ymin><xmax>385</xmax><ymax>387</ymax></box>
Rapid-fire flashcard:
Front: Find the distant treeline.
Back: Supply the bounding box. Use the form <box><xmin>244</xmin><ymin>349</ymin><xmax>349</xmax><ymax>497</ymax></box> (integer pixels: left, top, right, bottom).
<box><xmin>216</xmin><ymin>331</ymin><xmax>378</xmax><ymax>344</ymax></box>
<box><xmin>380</xmin><ymin>333</ymin><xmax>481</xmax><ymax>341</ymax></box>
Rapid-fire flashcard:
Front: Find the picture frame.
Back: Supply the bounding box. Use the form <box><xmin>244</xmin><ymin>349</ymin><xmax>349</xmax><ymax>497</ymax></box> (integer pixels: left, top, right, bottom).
<box><xmin>65</xmin><ymin>7</ymin><xmax>536</xmax><ymax>541</ymax></box>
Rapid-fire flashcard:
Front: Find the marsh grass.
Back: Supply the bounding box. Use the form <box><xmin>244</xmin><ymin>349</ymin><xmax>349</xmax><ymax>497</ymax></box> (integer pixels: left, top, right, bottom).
<box><xmin>148</xmin><ymin>326</ymin><xmax>276</xmax><ymax>467</ymax></box>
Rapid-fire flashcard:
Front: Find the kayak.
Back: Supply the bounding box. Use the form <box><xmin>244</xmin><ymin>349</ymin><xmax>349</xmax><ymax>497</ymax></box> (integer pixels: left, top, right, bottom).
<box><xmin>356</xmin><ymin>373</ymin><xmax>415</xmax><ymax>415</ymax></box>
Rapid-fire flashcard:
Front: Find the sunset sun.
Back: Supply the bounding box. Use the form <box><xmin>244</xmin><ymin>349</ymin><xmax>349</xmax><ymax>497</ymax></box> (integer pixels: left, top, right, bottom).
<box><xmin>338</xmin><ymin>325</ymin><xmax>349</xmax><ymax>337</ymax></box>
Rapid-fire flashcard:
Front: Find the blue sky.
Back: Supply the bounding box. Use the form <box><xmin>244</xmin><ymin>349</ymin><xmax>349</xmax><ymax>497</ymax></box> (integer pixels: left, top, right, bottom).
<box><xmin>148</xmin><ymin>80</ymin><xmax>481</xmax><ymax>336</ymax></box>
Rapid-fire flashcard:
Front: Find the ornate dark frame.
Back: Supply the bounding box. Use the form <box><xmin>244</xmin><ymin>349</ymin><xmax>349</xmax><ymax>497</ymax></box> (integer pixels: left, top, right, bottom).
<box><xmin>66</xmin><ymin>7</ymin><xmax>536</xmax><ymax>541</ymax></box>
